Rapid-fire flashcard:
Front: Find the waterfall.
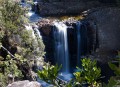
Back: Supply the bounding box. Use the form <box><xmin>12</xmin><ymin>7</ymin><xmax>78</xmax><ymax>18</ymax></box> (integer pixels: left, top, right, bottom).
<box><xmin>76</xmin><ymin>21</ymin><xmax>82</xmax><ymax>66</ymax></box>
<box><xmin>33</xmin><ymin>25</ymin><xmax>42</xmax><ymax>38</ymax></box>
<box><xmin>34</xmin><ymin>0</ymin><xmax>38</xmax><ymax>13</ymax></box>
<box><xmin>25</xmin><ymin>24</ymin><xmax>36</xmax><ymax>39</ymax></box>
<box><xmin>54</xmin><ymin>22</ymin><xmax>69</xmax><ymax>73</ymax></box>
<box><xmin>21</xmin><ymin>0</ymin><xmax>42</xmax><ymax>39</ymax></box>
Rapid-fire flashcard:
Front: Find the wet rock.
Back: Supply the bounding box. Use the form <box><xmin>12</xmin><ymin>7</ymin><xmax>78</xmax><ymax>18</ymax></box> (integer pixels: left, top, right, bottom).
<box><xmin>40</xmin><ymin>25</ymin><xmax>52</xmax><ymax>36</ymax></box>
<box><xmin>37</xmin><ymin>19</ymin><xmax>55</xmax><ymax>63</ymax></box>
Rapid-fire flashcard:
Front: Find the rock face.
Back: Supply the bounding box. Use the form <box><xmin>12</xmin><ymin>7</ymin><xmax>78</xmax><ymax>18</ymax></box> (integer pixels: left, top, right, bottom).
<box><xmin>85</xmin><ymin>7</ymin><xmax>120</xmax><ymax>82</ymax></box>
<box><xmin>37</xmin><ymin>0</ymin><xmax>119</xmax><ymax>16</ymax></box>
<box><xmin>7</xmin><ymin>80</ymin><xmax>42</xmax><ymax>87</ymax></box>
<box><xmin>38</xmin><ymin>1</ymin><xmax>101</xmax><ymax>16</ymax></box>
<box><xmin>37</xmin><ymin>19</ymin><xmax>55</xmax><ymax>63</ymax></box>
<box><xmin>85</xmin><ymin>7</ymin><xmax>120</xmax><ymax>62</ymax></box>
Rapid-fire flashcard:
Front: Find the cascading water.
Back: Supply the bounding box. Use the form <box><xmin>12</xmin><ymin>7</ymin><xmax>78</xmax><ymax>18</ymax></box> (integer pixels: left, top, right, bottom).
<box><xmin>21</xmin><ymin>0</ymin><xmax>53</xmax><ymax>86</ymax></box>
<box><xmin>54</xmin><ymin>22</ymin><xmax>69</xmax><ymax>73</ymax></box>
<box><xmin>24</xmin><ymin>24</ymin><xmax>42</xmax><ymax>43</ymax></box>
<box><xmin>21</xmin><ymin>0</ymin><xmax>41</xmax><ymax>22</ymax></box>
<box><xmin>25</xmin><ymin>24</ymin><xmax>36</xmax><ymax>39</ymax></box>
<box><xmin>33</xmin><ymin>25</ymin><xmax>42</xmax><ymax>39</ymax></box>
<box><xmin>76</xmin><ymin>21</ymin><xmax>82</xmax><ymax>66</ymax></box>
<box><xmin>21</xmin><ymin>0</ymin><xmax>42</xmax><ymax>39</ymax></box>
<box><xmin>28</xmin><ymin>1</ymin><xmax>41</xmax><ymax>22</ymax></box>
<box><xmin>34</xmin><ymin>0</ymin><xmax>38</xmax><ymax>13</ymax></box>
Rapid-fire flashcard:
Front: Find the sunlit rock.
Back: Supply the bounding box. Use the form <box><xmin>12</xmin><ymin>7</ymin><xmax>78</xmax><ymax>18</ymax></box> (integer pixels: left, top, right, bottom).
<box><xmin>7</xmin><ymin>80</ymin><xmax>42</xmax><ymax>87</ymax></box>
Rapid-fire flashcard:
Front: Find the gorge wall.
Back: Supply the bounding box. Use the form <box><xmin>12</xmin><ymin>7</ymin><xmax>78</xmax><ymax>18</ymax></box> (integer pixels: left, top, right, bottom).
<box><xmin>37</xmin><ymin>1</ymin><xmax>101</xmax><ymax>16</ymax></box>
<box><xmin>37</xmin><ymin>0</ymin><xmax>119</xmax><ymax>16</ymax></box>
<box><xmin>85</xmin><ymin>7</ymin><xmax>120</xmax><ymax>82</ymax></box>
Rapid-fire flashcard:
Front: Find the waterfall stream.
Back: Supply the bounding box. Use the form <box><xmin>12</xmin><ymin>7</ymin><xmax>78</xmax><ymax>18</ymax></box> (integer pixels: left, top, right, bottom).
<box><xmin>21</xmin><ymin>0</ymin><xmax>42</xmax><ymax>39</ymax></box>
<box><xmin>21</xmin><ymin>0</ymin><xmax>41</xmax><ymax>22</ymax></box>
<box><xmin>76</xmin><ymin>21</ymin><xmax>82</xmax><ymax>66</ymax></box>
<box><xmin>21</xmin><ymin>1</ymin><xmax>53</xmax><ymax>86</ymax></box>
<box><xmin>54</xmin><ymin>22</ymin><xmax>69</xmax><ymax>73</ymax></box>
<box><xmin>54</xmin><ymin>22</ymin><xmax>73</xmax><ymax>81</ymax></box>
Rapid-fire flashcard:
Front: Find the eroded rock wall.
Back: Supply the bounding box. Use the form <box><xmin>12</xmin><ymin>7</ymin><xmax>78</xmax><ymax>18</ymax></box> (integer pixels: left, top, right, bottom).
<box><xmin>38</xmin><ymin>1</ymin><xmax>101</xmax><ymax>16</ymax></box>
<box><xmin>85</xmin><ymin>7</ymin><xmax>120</xmax><ymax>82</ymax></box>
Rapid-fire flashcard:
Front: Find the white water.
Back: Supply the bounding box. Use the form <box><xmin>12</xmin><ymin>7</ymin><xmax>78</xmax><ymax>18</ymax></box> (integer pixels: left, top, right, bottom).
<box><xmin>76</xmin><ymin>21</ymin><xmax>82</xmax><ymax>66</ymax></box>
<box><xmin>54</xmin><ymin>22</ymin><xmax>69</xmax><ymax>73</ymax></box>
<box><xmin>33</xmin><ymin>25</ymin><xmax>42</xmax><ymax>39</ymax></box>
<box><xmin>25</xmin><ymin>24</ymin><xmax>36</xmax><ymax>39</ymax></box>
<box><xmin>21</xmin><ymin>0</ymin><xmax>42</xmax><ymax>39</ymax></box>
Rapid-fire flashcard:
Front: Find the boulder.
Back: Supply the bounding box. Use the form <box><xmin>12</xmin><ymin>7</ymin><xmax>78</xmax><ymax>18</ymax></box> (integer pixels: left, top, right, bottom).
<box><xmin>7</xmin><ymin>80</ymin><xmax>42</xmax><ymax>87</ymax></box>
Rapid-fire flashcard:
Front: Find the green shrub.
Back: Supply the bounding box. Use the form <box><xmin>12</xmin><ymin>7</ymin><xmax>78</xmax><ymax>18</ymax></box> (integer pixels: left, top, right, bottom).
<box><xmin>0</xmin><ymin>0</ymin><xmax>45</xmax><ymax>85</ymax></box>
<box><xmin>104</xmin><ymin>51</ymin><xmax>120</xmax><ymax>87</ymax></box>
<box><xmin>103</xmin><ymin>77</ymin><xmax>117</xmax><ymax>87</ymax></box>
<box><xmin>0</xmin><ymin>73</ymin><xmax>7</xmax><ymax>87</ymax></box>
<box><xmin>37</xmin><ymin>63</ymin><xmax>62</xmax><ymax>85</ymax></box>
<box><xmin>74</xmin><ymin>58</ymin><xmax>101</xmax><ymax>86</ymax></box>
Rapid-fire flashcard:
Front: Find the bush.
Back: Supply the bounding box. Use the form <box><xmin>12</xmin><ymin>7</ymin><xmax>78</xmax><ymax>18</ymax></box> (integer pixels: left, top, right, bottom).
<box><xmin>104</xmin><ymin>51</ymin><xmax>120</xmax><ymax>87</ymax></box>
<box><xmin>0</xmin><ymin>0</ymin><xmax>45</xmax><ymax>85</ymax></box>
<box><xmin>37</xmin><ymin>63</ymin><xmax>62</xmax><ymax>85</ymax></box>
<box><xmin>74</xmin><ymin>58</ymin><xmax>101</xmax><ymax>87</ymax></box>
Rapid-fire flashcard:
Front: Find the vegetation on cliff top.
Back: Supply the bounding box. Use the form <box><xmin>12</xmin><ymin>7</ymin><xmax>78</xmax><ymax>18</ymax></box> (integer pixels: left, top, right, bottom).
<box><xmin>0</xmin><ymin>0</ymin><xmax>45</xmax><ymax>86</ymax></box>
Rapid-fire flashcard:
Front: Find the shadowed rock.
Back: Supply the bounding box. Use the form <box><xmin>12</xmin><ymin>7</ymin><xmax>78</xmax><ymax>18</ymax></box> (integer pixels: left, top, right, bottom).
<box><xmin>84</xmin><ymin>7</ymin><xmax>120</xmax><ymax>82</ymax></box>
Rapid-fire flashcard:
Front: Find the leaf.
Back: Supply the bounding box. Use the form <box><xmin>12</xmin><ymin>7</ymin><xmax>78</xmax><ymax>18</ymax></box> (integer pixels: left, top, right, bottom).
<box><xmin>108</xmin><ymin>62</ymin><xmax>120</xmax><ymax>76</ymax></box>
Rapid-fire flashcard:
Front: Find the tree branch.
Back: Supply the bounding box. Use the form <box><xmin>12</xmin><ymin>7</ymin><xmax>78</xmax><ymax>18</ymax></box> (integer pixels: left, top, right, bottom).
<box><xmin>1</xmin><ymin>45</ymin><xmax>15</xmax><ymax>58</ymax></box>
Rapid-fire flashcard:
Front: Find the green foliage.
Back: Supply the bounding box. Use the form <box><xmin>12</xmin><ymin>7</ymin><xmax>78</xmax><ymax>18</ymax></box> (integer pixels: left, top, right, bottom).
<box><xmin>73</xmin><ymin>71</ymin><xmax>85</xmax><ymax>86</ymax></box>
<box><xmin>4</xmin><ymin>55</ymin><xmax>24</xmax><ymax>78</ymax></box>
<box><xmin>0</xmin><ymin>73</ymin><xmax>7</xmax><ymax>87</ymax></box>
<box><xmin>81</xmin><ymin>58</ymin><xmax>101</xmax><ymax>84</ymax></box>
<box><xmin>0</xmin><ymin>0</ymin><xmax>24</xmax><ymax>34</ymax></box>
<box><xmin>37</xmin><ymin>63</ymin><xmax>78</xmax><ymax>87</ymax></box>
<box><xmin>63</xmin><ymin>79</ymin><xmax>76</xmax><ymax>87</ymax></box>
<box><xmin>103</xmin><ymin>77</ymin><xmax>117</xmax><ymax>87</ymax></box>
<box><xmin>0</xmin><ymin>54</ymin><xmax>25</xmax><ymax>86</ymax></box>
<box><xmin>37</xmin><ymin>63</ymin><xmax>62</xmax><ymax>85</ymax></box>
<box><xmin>109</xmin><ymin>51</ymin><xmax>120</xmax><ymax>76</ymax></box>
<box><xmin>0</xmin><ymin>0</ymin><xmax>45</xmax><ymax>86</ymax></box>
<box><xmin>74</xmin><ymin>58</ymin><xmax>101</xmax><ymax>86</ymax></box>
<box><xmin>105</xmin><ymin>51</ymin><xmax>120</xmax><ymax>87</ymax></box>
<box><xmin>109</xmin><ymin>62</ymin><xmax>120</xmax><ymax>76</ymax></box>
